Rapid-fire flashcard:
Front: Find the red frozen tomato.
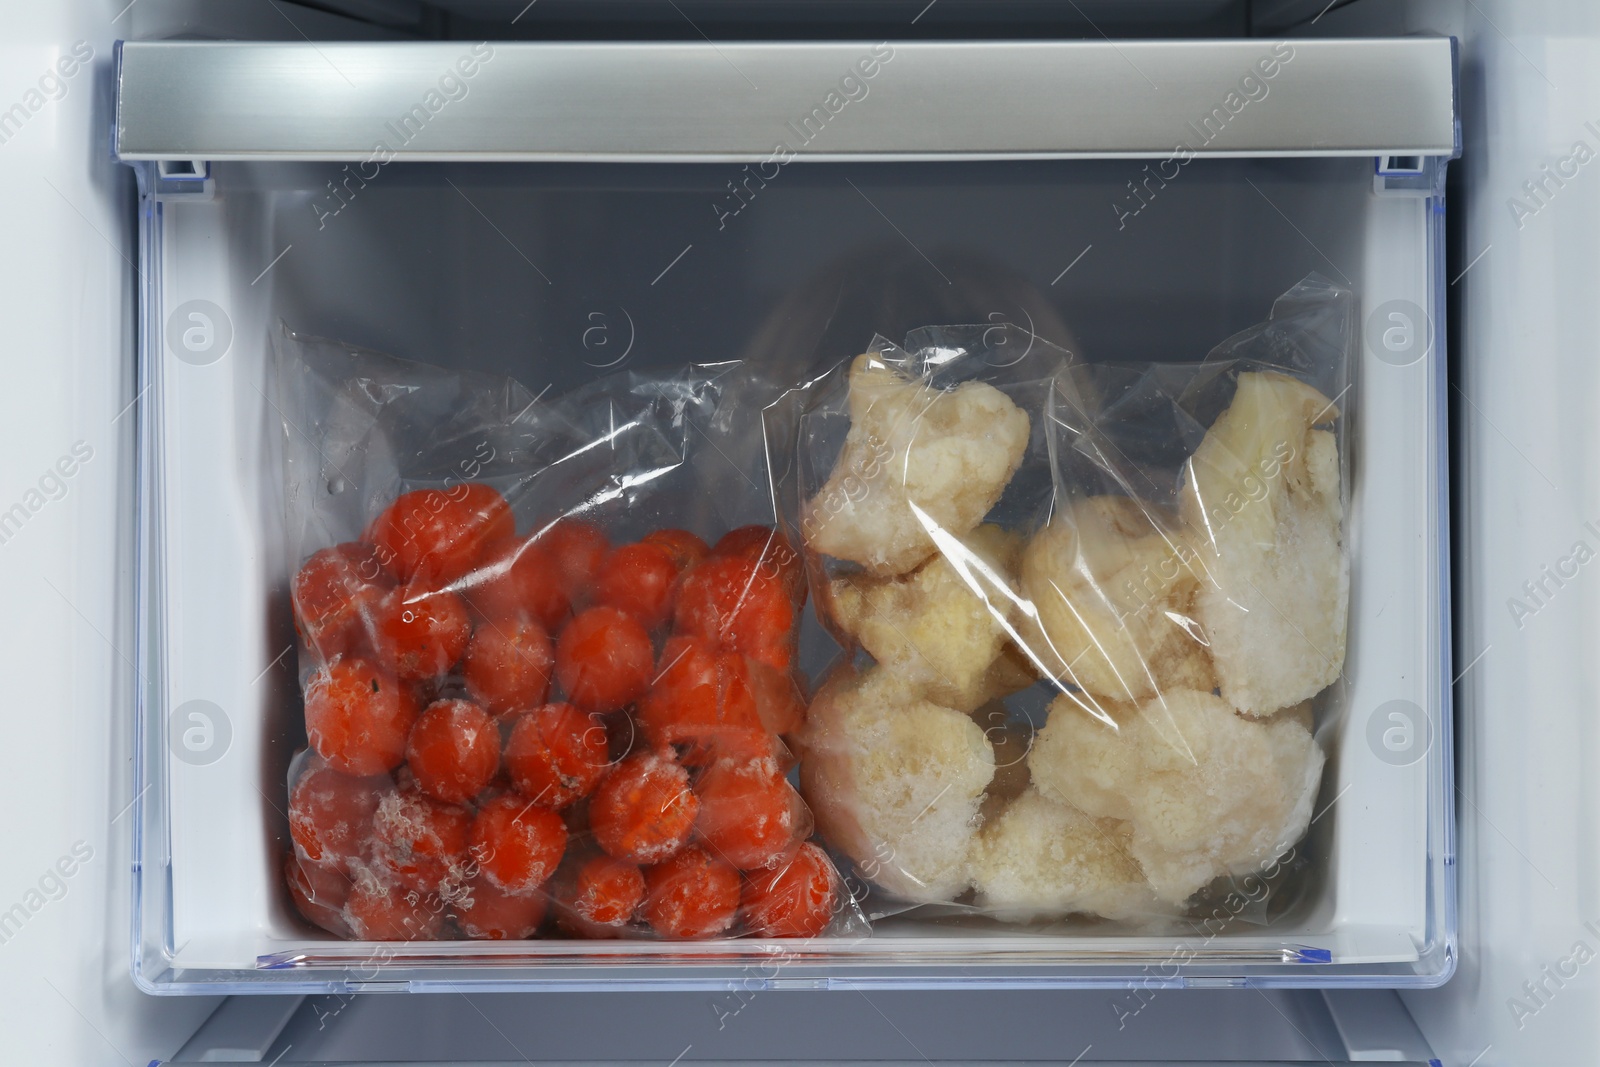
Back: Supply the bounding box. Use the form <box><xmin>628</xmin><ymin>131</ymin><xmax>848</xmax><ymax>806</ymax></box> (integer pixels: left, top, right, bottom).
<box><xmin>503</xmin><ymin>702</ymin><xmax>610</xmax><ymax>809</ymax></box>
<box><xmin>673</xmin><ymin>556</ymin><xmax>795</xmax><ymax>672</ymax></box>
<box><xmin>366</xmin><ymin>484</ymin><xmax>514</xmax><ymax>586</ymax></box>
<box><xmin>405</xmin><ymin>699</ymin><xmax>500</xmax><ymax>804</ymax></box>
<box><xmin>565</xmin><ymin>854</ymin><xmax>645</xmax><ymax>928</ymax></box>
<box><xmin>469</xmin><ymin>793</ymin><xmax>568</xmax><ymax>895</ymax></box>
<box><xmin>292</xmin><ymin>542</ymin><xmax>393</xmax><ymax>660</ymax></box>
<box><xmin>554</xmin><ymin>606</ymin><xmax>653</xmax><ymax>712</ymax></box>
<box><xmin>374</xmin><ymin>585</ymin><xmax>472</xmax><ymax>682</ymax></box>
<box><xmin>740</xmin><ymin>842</ymin><xmax>839</xmax><ymax>938</ymax></box>
<box><xmin>694</xmin><ymin>756</ymin><xmax>804</xmax><ymax>871</ymax></box>
<box><xmin>285</xmin><ymin>852</ymin><xmax>353</xmax><ymax>937</ymax></box>
<box><xmin>590</xmin><ymin>751</ymin><xmax>698</xmax><ymax>865</ymax></box>
<box><xmin>288</xmin><ymin>761</ymin><xmax>388</xmax><ymax>869</ymax></box>
<box><xmin>712</xmin><ymin>525</ymin><xmax>806</xmax><ymax>608</ymax></box>
<box><xmin>728</xmin><ymin>653</ymin><xmax>807</xmax><ymax>737</ymax></box>
<box><xmin>637</xmin><ymin>636</ymin><xmax>766</xmax><ymax>765</ymax></box>
<box><xmin>452</xmin><ymin>875</ymin><xmax>547</xmax><ymax>940</ymax></box>
<box><xmin>462</xmin><ymin>616</ymin><xmax>554</xmax><ymax>719</ymax></box>
<box><xmin>643</xmin><ymin>846</ymin><xmax>740</xmax><ymax>939</ymax></box>
<box><xmin>640</xmin><ymin>528</ymin><xmax>710</xmax><ymax>572</ymax></box>
<box><xmin>536</xmin><ymin>519</ymin><xmax>609</xmax><ymax>604</ymax></box>
<box><xmin>370</xmin><ymin>788</ymin><xmax>473</xmax><ymax>895</ymax></box>
<box><xmin>344</xmin><ymin>875</ymin><xmax>445</xmax><ymax>941</ymax></box>
<box><xmin>304</xmin><ymin>656</ymin><xmax>418</xmax><ymax>776</ymax></box>
<box><xmin>463</xmin><ymin>536</ymin><xmax>569</xmax><ymax>631</ymax></box>
<box><xmin>593</xmin><ymin>542</ymin><xmax>679</xmax><ymax>630</ymax></box>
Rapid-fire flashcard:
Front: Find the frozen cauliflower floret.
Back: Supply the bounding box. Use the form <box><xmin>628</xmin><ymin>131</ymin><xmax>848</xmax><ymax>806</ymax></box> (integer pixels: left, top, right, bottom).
<box><xmin>1179</xmin><ymin>371</ymin><xmax>1349</xmax><ymax>716</ymax></box>
<box><xmin>804</xmin><ymin>353</ymin><xmax>1031</xmax><ymax>577</ymax></box>
<box><xmin>1018</xmin><ymin>495</ymin><xmax>1213</xmax><ymax>705</ymax></box>
<box><xmin>798</xmin><ymin>665</ymin><xmax>994</xmax><ymax>903</ymax></box>
<box><xmin>1028</xmin><ymin>688</ymin><xmax>1324</xmax><ymax>906</ymax></box>
<box><xmin>826</xmin><ymin>524</ymin><xmax>1025</xmax><ymax>711</ymax></box>
<box><xmin>969</xmin><ymin>788</ymin><xmax>1161</xmax><ymax>921</ymax></box>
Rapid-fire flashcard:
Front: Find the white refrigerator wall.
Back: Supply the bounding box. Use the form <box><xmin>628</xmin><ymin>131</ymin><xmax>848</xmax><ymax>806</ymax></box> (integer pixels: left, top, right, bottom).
<box><xmin>0</xmin><ymin>3</ymin><xmax>211</xmax><ymax>1064</ymax></box>
<box><xmin>1311</xmin><ymin>0</ymin><xmax>1600</xmax><ymax>1064</ymax></box>
<box><xmin>5</xmin><ymin>0</ymin><xmax>1599</xmax><ymax>1062</ymax></box>
<box><xmin>0</xmin><ymin>2</ymin><xmax>395</xmax><ymax>1064</ymax></box>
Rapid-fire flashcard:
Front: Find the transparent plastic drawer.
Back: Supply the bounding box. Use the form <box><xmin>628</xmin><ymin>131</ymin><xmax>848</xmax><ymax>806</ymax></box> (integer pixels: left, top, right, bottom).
<box><xmin>119</xmin><ymin>37</ymin><xmax>1458</xmax><ymax>993</ymax></box>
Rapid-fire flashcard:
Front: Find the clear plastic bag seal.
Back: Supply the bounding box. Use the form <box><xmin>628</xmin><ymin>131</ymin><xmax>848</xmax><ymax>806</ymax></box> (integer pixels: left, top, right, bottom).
<box><xmin>272</xmin><ymin>326</ymin><xmax>866</xmax><ymax>942</ymax></box>
<box><xmin>776</xmin><ymin>276</ymin><xmax>1350</xmax><ymax>929</ymax></box>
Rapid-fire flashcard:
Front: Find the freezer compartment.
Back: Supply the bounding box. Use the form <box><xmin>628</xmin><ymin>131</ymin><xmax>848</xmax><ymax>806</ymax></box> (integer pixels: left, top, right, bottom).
<box><xmin>121</xmin><ymin>33</ymin><xmax>1455</xmax><ymax>995</ymax></box>
<box><xmin>131</xmin><ymin>148</ymin><xmax>1450</xmax><ymax>992</ymax></box>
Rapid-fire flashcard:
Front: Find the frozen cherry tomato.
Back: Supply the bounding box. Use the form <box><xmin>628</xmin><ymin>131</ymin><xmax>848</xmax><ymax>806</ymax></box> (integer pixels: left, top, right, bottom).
<box><xmin>374</xmin><ymin>585</ymin><xmax>472</xmax><ymax>682</ymax></box>
<box><xmin>452</xmin><ymin>875</ymin><xmax>547</xmax><ymax>940</ymax></box>
<box><xmin>740</xmin><ymin>842</ymin><xmax>839</xmax><ymax>938</ymax></box>
<box><xmin>464</xmin><ymin>536</ymin><xmax>569</xmax><ymax>631</ymax></box>
<box><xmin>285</xmin><ymin>853</ymin><xmax>352</xmax><ymax>937</ymax></box>
<box><xmin>728</xmin><ymin>653</ymin><xmax>806</xmax><ymax>737</ymax></box>
<box><xmin>566</xmin><ymin>854</ymin><xmax>645</xmax><ymax>928</ymax></box>
<box><xmin>641</xmin><ymin>528</ymin><xmax>710</xmax><ymax>572</ymax></box>
<box><xmin>287</xmin><ymin>850</ymin><xmax>352</xmax><ymax>909</ymax></box>
<box><xmin>406</xmin><ymin>699</ymin><xmax>499</xmax><ymax>804</ymax></box>
<box><xmin>470</xmin><ymin>793</ymin><xmax>568</xmax><ymax>894</ymax></box>
<box><xmin>555</xmin><ymin>606</ymin><xmax>653</xmax><ymax>712</ymax></box>
<box><xmin>713</xmin><ymin>525</ymin><xmax>806</xmax><ymax>608</ymax></box>
<box><xmin>370</xmin><ymin>789</ymin><xmax>472</xmax><ymax>895</ymax></box>
<box><xmin>344</xmin><ymin>875</ymin><xmax>445</xmax><ymax>940</ymax></box>
<box><xmin>694</xmin><ymin>757</ymin><xmax>803</xmax><ymax>870</ymax></box>
<box><xmin>637</xmin><ymin>636</ymin><xmax>762</xmax><ymax>764</ymax></box>
<box><xmin>304</xmin><ymin>656</ymin><xmax>418</xmax><ymax>776</ymax></box>
<box><xmin>503</xmin><ymin>702</ymin><xmax>609</xmax><ymax>809</ymax></box>
<box><xmin>292</xmin><ymin>542</ymin><xmax>393</xmax><ymax>660</ymax></box>
<box><xmin>462</xmin><ymin>617</ymin><xmax>554</xmax><ymax>718</ymax></box>
<box><xmin>636</xmin><ymin>634</ymin><xmax>716</xmax><ymax>746</ymax></box>
<box><xmin>643</xmin><ymin>846</ymin><xmax>740</xmax><ymax>939</ymax></box>
<box><xmin>366</xmin><ymin>484</ymin><xmax>514</xmax><ymax>586</ymax></box>
<box><xmin>288</xmin><ymin>761</ymin><xmax>387</xmax><ymax>869</ymax></box>
<box><xmin>674</xmin><ymin>556</ymin><xmax>795</xmax><ymax>672</ymax></box>
<box><xmin>590</xmin><ymin>752</ymin><xmax>698</xmax><ymax>864</ymax></box>
<box><xmin>701</xmin><ymin>727</ymin><xmax>788</xmax><ymax>768</ymax></box>
<box><xmin>537</xmin><ymin>519</ymin><xmax>609</xmax><ymax>603</ymax></box>
<box><xmin>593</xmin><ymin>542</ymin><xmax>679</xmax><ymax>630</ymax></box>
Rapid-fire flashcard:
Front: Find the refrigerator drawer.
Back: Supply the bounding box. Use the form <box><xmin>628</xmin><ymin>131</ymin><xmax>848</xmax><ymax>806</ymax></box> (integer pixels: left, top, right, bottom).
<box><xmin>119</xmin><ymin>38</ymin><xmax>1456</xmax><ymax>994</ymax></box>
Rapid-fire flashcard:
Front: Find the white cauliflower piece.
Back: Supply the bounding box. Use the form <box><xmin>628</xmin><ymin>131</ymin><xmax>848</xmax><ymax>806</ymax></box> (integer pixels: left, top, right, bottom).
<box><xmin>1018</xmin><ymin>495</ymin><xmax>1213</xmax><ymax>705</ymax></box>
<box><xmin>1179</xmin><ymin>371</ymin><xmax>1349</xmax><ymax>715</ymax></box>
<box><xmin>969</xmin><ymin>788</ymin><xmax>1162</xmax><ymax>921</ymax></box>
<box><xmin>798</xmin><ymin>665</ymin><xmax>994</xmax><ymax>903</ymax></box>
<box><xmin>826</xmin><ymin>524</ymin><xmax>1027</xmax><ymax>711</ymax></box>
<box><xmin>1028</xmin><ymin>688</ymin><xmax>1324</xmax><ymax>906</ymax></box>
<box><xmin>803</xmin><ymin>353</ymin><xmax>1031</xmax><ymax>577</ymax></box>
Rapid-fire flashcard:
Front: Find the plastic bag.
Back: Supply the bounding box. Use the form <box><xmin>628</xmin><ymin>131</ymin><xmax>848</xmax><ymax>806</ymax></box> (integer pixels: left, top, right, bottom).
<box><xmin>775</xmin><ymin>275</ymin><xmax>1350</xmax><ymax>925</ymax></box>
<box><xmin>271</xmin><ymin>327</ymin><xmax>866</xmax><ymax>942</ymax></box>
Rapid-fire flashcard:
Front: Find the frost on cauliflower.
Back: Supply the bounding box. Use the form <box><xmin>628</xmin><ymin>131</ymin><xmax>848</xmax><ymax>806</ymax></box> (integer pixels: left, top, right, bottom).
<box><xmin>798</xmin><ymin>664</ymin><xmax>994</xmax><ymax>903</ymax></box>
<box><xmin>1017</xmin><ymin>495</ymin><xmax>1214</xmax><ymax>705</ymax></box>
<box><xmin>803</xmin><ymin>353</ymin><xmax>1031</xmax><ymax>577</ymax></box>
<box><xmin>826</xmin><ymin>524</ymin><xmax>1030</xmax><ymax>711</ymax></box>
<box><xmin>968</xmin><ymin>788</ymin><xmax>1162</xmax><ymax>921</ymax></box>
<box><xmin>1028</xmin><ymin>688</ymin><xmax>1324</xmax><ymax>906</ymax></box>
<box><xmin>1179</xmin><ymin>371</ymin><xmax>1348</xmax><ymax>716</ymax></box>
